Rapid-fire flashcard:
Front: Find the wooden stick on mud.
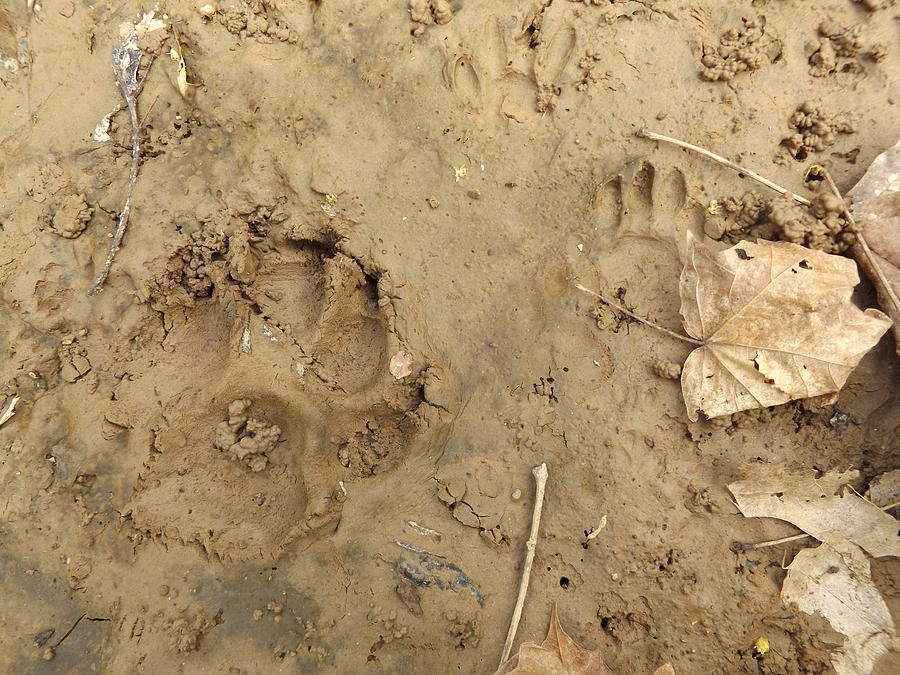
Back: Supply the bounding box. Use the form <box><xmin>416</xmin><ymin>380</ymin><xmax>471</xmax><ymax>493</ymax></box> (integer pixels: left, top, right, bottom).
<box><xmin>499</xmin><ymin>462</ymin><xmax>549</xmax><ymax>667</ymax></box>
<box><xmin>87</xmin><ymin>55</ymin><xmax>153</xmax><ymax>296</ymax></box>
<box><xmin>637</xmin><ymin>129</ymin><xmax>812</xmax><ymax>207</ymax></box>
<box><xmin>575</xmin><ymin>283</ymin><xmax>704</xmax><ymax>346</ymax></box>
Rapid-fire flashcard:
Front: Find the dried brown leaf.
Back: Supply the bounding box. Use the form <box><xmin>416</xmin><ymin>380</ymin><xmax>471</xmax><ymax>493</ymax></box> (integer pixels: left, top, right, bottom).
<box><xmin>783</xmin><ymin>542</ymin><xmax>894</xmax><ymax>675</ymax></box>
<box><xmin>728</xmin><ymin>463</ymin><xmax>900</xmax><ymax>558</ymax></box>
<box><xmin>848</xmin><ymin>138</ymin><xmax>900</xmax><ymax>353</ymax></box>
<box><xmin>496</xmin><ymin>603</ymin><xmax>612</xmax><ymax>675</ymax></box>
<box><xmin>729</xmin><ymin>463</ymin><xmax>899</xmax><ymax>674</ymax></box>
<box><xmin>679</xmin><ymin>234</ymin><xmax>891</xmax><ymax>420</ymax></box>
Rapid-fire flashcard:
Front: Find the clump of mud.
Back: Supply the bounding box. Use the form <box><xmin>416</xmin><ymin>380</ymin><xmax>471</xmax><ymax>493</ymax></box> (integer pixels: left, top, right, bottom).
<box><xmin>807</xmin><ymin>20</ymin><xmax>877</xmax><ymax>77</ymax></box>
<box><xmin>213</xmin><ymin>399</ymin><xmax>281</xmax><ymax>472</ymax></box>
<box><xmin>218</xmin><ymin>0</ymin><xmax>298</xmax><ymax>43</ymax></box>
<box><xmin>705</xmin><ymin>190</ymin><xmax>856</xmax><ymax>253</ymax></box>
<box><xmin>700</xmin><ymin>16</ymin><xmax>782</xmax><ymax>82</ymax></box>
<box><xmin>779</xmin><ymin>102</ymin><xmax>855</xmax><ymax>162</ymax></box>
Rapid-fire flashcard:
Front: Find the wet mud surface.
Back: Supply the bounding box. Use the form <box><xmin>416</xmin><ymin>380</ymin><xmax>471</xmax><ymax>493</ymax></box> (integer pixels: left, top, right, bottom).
<box><xmin>1</xmin><ymin>1</ymin><xmax>898</xmax><ymax>673</ymax></box>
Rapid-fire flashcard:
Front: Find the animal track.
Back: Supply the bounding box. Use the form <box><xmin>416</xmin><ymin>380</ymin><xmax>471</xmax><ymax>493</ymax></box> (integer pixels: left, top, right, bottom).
<box><xmin>591</xmin><ymin>159</ymin><xmax>704</xmax><ymax>254</ymax></box>
<box><xmin>117</xmin><ymin>224</ymin><xmax>430</xmax><ymax>561</ymax></box>
<box><xmin>440</xmin><ymin>6</ymin><xmax>580</xmax><ymax>125</ymax></box>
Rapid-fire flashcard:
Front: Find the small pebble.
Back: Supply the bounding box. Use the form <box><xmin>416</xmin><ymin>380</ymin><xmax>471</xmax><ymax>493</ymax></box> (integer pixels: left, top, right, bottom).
<box><xmin>158</xmin><ymin>584</ymin><xmax>170</xmax><ymax>597</ymax></box>
<box><xmin>467</xmin><ymin>189</ymin><xmax>481</xmax><ymax>200</ymax></box>
<box><xmin>43</xmin><ymin>647</ymin><xmax>55</xmax><ymax>661</ymax></box>
<box><xmin>253</xmin><ymin>609</ymin><xmax>264</xmax><ymax>621</ymax></box>
<box><xmin>427</xmin><ymin>196</ymin><xmax>440</xmax><ymax>208</ymax></box>
<box><xmin>511</xmin><ymin>489</ymin><xmax>522</xmax><ymax>502</ymax></box>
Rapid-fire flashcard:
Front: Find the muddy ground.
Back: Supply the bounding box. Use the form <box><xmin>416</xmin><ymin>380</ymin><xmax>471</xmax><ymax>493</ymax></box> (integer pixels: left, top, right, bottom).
<box><xmin>1</xmin><ymin>1</ymin><xmax>898</xmax><ymax>673</ymax></box>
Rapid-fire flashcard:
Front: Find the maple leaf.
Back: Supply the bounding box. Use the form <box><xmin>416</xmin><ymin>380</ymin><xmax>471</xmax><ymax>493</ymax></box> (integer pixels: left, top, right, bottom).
<box><xmin>679</xmin><ymin>233</ymin><xmax>891</xmax><ymax>421</ymax></box>
<box><xmin>496</xmin><ymin>603</ymin><xmax>612</xmax><ymax>675</ymax></box>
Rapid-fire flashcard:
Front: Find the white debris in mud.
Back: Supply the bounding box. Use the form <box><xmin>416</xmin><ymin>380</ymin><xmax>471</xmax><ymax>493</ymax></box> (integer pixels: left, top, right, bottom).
<box><xmin>92</xmin><ymin>12</ymin><xmax>167</xmax><ymax>143</ymax></box>
<box><xmin>389</xmin><ymin>350</ymin><xmax>413</xmax><ymax>379</ymax></box>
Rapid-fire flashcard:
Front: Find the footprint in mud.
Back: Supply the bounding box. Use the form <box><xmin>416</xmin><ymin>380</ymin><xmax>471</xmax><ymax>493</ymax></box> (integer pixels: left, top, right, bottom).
<box><xmin>444</xmin><ymin>54</ymin><xmax>482</xmax><ymax>111</ymax></box>
<box><xmin>590</xmin><ymin>160</ymin><xmax>705</xmax><ymax>255</ymax></box>
<box><xmin>441</xmin><ymin>13</ymin><xmax>577</xmax><ymax>125</ymax></box>
<box><xmin>117</xmin><ymin>223</ymin><xmax>432</xmax><ymax>562</ymax></box>
<box><xmin>533</xmin><ymin>24</ymin><xmax>576</xmax><ymax>112</ymax></box>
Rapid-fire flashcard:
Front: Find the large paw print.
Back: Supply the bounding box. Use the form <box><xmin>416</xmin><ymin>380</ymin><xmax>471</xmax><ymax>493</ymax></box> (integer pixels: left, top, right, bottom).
<box><xmin>115</xmin><ymin>225</ymin><xmax>432</xmax><ymax>561</ymax></box>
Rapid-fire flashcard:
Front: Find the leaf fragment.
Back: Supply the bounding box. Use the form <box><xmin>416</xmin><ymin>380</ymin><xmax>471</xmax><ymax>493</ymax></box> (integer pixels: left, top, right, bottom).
<box><xmin>496</xmin><ymin>603</ymin><xmax>612</xmax><ymax>675</ymax></box>
<box><xmin>169</xmin><ymin>46</ymin><xmax>189</xmax><ymax>98</ymax></box>
<box><xmin>679</xmin><ymin>234</ymin><xmax>891</xmax><ymax>420</ymax></box>
<box><xmin>728</xmin><ymin>463</ymin><xmax>900</xmax><ymax>675</ymax></box>
<box><xmin>847</xmin><ymin>137</ymin><xmax>900</xmax><ymax>354</ymax></box>
<box><xmin>727</xmin><ymin>463</ymin><xmax>900</xmax><ymax>558</ymax></box>
<box><xmin>783</xmin><ymin>542</ymin><xmax>894</xmax><ymax>675</ymax></box>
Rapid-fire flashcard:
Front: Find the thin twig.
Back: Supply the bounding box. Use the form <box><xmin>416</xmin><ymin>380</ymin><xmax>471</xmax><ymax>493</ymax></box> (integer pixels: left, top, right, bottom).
<box><xmin>575</xmin><ymin>283</ymin><xmax>704</xmax><ymax>346</ymax></box>
<box><xmin>53</xmin><ymin>614</ymin><xmax>87</xmax><ymax>649</ymax></box>
<box><xmin>814</xmin><ymin>165</ymin><xmax>900</xmax><ymax>324</ymax></box>
<box><xmin>139</xmin><ymin>94</ymin><xmax>159</xmax><ymax>127</ymax></box>
<box><xmin>740</xmin><ymin>532</ymin><xmax>810</xmax><ymax>551</ymax></box>
<box><xmin>88</xmin><ymin>62</ymin><xmax>142</xmax><ymax>296</ymax></box>
<box><xmin>500</xmin><ymin>463</ymin><xmax>548</xmax><ymax>667</ymax></box>
<box><xmin>638</xmin><ymin>129</ymin><xmax>812</xmax><ymax>207</ymax></box>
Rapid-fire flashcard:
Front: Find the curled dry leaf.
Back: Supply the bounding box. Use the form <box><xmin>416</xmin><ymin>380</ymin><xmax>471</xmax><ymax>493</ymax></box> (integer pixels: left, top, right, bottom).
<box><xmin>783</xmin><ymin>542</ymin><xmax>894</xmax><ymax>675</ymax></box>
<box><xmin>168</xmin><ymin>46</ymin><xmax>191</xmax><ymax>98</ymax></box>
<box><xmin>727</xmin><ymin>463</ymin><xmax>900</xmax><ymax>558</ymax></box>
<box><xmin>496</xmin><ymin>603</ymin><xmax>612</xmax><ymax>675</ymax></box>
<box><xmin>848</xmin><ymin>138</ymin><xmax>900</xmax><ymax>354</ymax></box>
<box><xmin>728</xmin><ymin>463</ymin><xmax>900</xmax><ymax>675</ymax></box>
<box><xmin>679</xmin><ymin>234</ymin><xmax>891</xmax><ymax>420</ymax></box>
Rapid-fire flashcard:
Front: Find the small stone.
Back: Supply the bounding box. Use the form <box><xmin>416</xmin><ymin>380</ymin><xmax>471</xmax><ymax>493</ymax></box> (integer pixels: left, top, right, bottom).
<box><xmin>267</xmin><ymin>601</ymin><xmax>284</xmax><ymax>613</ymax></box>
<box><xmin>427</xmin><ymin>196</ymin><xmax>440</xmax><ymax>208</ymax></box>
<box><xmin>467</xmin><ymin>189</ymin><xmax>481</xmax><ymax>200</ymax></box>
<box><xmin>253</xmin><ymin>609</ymin><xmax>264</xmax><ymax>621</ymax></box>
<box><xmin>511</xmin><ymin>488</ymin><xmax>522</xmax><ymax>502</ymax></box>
<box><xmin>43</xmin><ymin>647</ymin><xmax>55</xmax><ymax>661</ymax></box>
<box><xmin>158</xmin><ymin>584</ymin><xmax>170</xmax><ymax>597</ymax></box>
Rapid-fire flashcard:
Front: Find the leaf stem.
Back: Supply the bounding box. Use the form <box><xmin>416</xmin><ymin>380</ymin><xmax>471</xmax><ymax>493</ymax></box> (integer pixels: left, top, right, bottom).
<box><xmin>575</xmin><ymin>284</ymin><xmax>704</xmax><ymax>346</ymax></box>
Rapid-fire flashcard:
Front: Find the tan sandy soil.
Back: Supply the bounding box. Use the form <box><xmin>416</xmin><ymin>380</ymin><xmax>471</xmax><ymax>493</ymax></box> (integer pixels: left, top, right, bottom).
<box><xmin>1</xmin><ymin>1</ymin><xmax>898</xmax><ymax>673</ymax></box>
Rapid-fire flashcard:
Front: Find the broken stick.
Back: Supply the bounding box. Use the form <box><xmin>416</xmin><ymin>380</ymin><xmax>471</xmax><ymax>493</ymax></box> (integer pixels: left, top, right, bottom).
<box><xmin>499</xmin><ymin>462</ymin><xmax>549</xmax><ymax>667</ymax></box>
<box><xmin>87</xmin><ymin>48</ymin><xmax>153</xmax><ymax>296</ymax></box>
